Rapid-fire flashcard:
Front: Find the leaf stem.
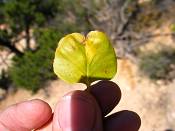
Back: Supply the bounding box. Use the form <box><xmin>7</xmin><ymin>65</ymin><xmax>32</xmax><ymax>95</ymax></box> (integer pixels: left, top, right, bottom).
<box><xmin>85</xmin><ymin>79</ymin><xmax>91</xmax><ymax>92</ymax></box>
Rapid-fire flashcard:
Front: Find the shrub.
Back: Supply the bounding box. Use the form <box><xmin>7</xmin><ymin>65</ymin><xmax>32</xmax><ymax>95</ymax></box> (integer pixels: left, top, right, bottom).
<box><xmin>9</xmin><ymin>28</ymin><xmax>62</xmax><ymax>92</ymax></box>
<box><xmin>139</xmin><ymin>47</ymin><xmax>175</xmax><ymax>80</ymax></box>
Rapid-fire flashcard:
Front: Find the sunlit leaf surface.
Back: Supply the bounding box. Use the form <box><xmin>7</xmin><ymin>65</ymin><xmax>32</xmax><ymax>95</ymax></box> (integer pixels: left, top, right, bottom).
<box><xmin>53</xmin><ymin>31</ymin><xmax>117</xmax><ymax>86</ymax></box>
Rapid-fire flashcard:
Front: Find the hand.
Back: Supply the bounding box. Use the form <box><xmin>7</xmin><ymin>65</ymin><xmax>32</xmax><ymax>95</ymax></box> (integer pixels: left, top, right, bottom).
<box><xmin>0</xmin><ymin>81</ymin><xmax>141</xmax><ymax>131</ymax></box>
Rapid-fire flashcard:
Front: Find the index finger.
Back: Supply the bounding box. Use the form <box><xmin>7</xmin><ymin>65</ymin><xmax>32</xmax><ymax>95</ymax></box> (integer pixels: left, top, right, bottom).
<box><xmin>0</xmin><ymin>99</ymin><xmax>52</xmax><ymax>131</ymax></box>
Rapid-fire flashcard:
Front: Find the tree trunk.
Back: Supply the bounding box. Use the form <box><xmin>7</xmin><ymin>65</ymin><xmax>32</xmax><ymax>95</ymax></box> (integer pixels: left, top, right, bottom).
<box><xmin>25</xmin><ymin>24</ymin><xmax>30</xmax><ymax>50</ymax></box>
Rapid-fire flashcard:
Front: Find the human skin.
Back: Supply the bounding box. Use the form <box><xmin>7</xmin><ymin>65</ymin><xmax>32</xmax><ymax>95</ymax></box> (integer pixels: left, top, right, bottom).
<box><xmin>0</xmin><ymin>81</ymin><xmax>141</xmax><ymax>131</ymax></box>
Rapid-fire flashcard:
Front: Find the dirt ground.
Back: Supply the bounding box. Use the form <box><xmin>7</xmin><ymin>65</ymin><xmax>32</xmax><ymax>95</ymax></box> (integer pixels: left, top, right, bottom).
<box><xmin>0</xmin><ymin>58</ymin><xmax>175</xmax><ymax>131</ymax></box>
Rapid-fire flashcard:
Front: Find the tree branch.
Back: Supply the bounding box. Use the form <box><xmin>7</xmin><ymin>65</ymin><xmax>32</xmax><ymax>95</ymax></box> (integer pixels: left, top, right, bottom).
<box><xmin>0</xmin><ymin>38</ymin><xmax>23</xmax><ymax>56</ymax></box>
<box><xmin>118</xmin><ymin>0</ymin><xmax>139</xmax><ymax>35</ymax></box>
<box><xmin>12</xmin><ymin>35</ymin><xmax>27</xmax><ymax>44</ymax></box>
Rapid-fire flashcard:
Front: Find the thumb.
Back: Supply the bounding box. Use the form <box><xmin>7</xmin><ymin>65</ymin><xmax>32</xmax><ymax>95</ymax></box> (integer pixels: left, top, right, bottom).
<box><xmin>52</xmin><ymin>90</ymin><xmax>103</xmax><ymax>131</ymax></box>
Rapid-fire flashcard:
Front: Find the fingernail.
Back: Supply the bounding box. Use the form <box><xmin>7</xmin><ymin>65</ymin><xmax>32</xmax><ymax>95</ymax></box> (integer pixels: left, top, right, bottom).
<box><xmin>57</xmin><ymin>91</ymin><xmax>96</xmax><ymax>131</ymax></box>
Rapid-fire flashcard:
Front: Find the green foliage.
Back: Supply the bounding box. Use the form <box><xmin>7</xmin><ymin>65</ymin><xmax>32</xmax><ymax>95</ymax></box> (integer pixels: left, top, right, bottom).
<box><xmin>0</xmin><ymin>0</ymin><xmax>95</xmax><ymax>91</ymax></box>
<box><xmin>53</xmin><ymin>31</ymin><xmax>117</xmax><ymax>87</ymax></box>
<box><xmin>139</xmin><ymin>48</ymin><xmax>175</xmax><ymax>80</ymax></box>
<box><xmin>0</xmin><ymin>0</ymin><xmax>60</xmax><ymax>51</ymax></box>
<box><xmin>2</xmin><ymin>0</ymin><xmax>59</xmax><ymax>26</ymax></box>
<box><xmin>9</xmin><ymin>29</ymin><xmax>62</xmax><ymax>92</ymax></box>
<box><xmin>0</xmin><ymin>1</ymin><xmax>5</xmax><ymax>24</ymax></box>
<box><xmin>133</xmin><ymin>2</ymin><xmax>163</xmax><ymax>32</ymax></box>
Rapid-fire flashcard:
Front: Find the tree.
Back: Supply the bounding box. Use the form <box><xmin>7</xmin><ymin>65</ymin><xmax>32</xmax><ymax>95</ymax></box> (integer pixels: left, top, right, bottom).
<box><xmin>0</xmin><ymin>0</ymin><xmax>60</xmax><ymax>91</ymax></box>
<box><xmin>9</xmin><ymin>28</ymin><xmax>62</xmax><ymax>92</ymax></box>
<box><xmin>0</xmin><ymin>0</ymin><xmax>95</xmax><ymax>91</ymax></box>
<box><xmin>0</xmin><ymin>0</ymin><xmax>59</xmax><ymax>55</ymax></box>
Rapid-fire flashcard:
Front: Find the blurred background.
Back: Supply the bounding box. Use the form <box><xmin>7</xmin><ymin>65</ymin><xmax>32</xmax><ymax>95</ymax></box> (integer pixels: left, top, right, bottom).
<box><xmin>0</xmin><ymin>0</ymin><xmax>175</xmax><ymax>130</ymax></box>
